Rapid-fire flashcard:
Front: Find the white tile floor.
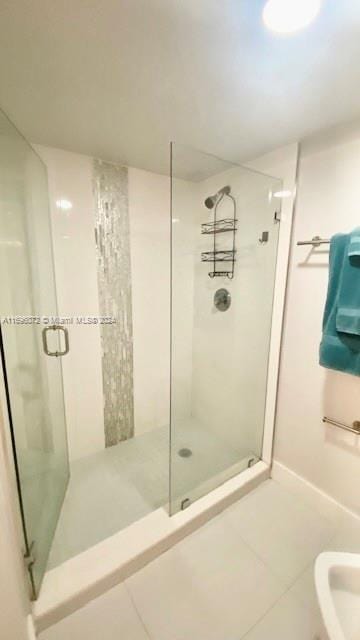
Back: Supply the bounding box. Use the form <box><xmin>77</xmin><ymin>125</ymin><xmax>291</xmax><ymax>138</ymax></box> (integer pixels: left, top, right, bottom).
<box><xmin>39</xmin><ymin>479</ymin><xmax>360</xmax><ymax>640</ymax></box>
<box><xmin>48</xmin><ymin>420</ymin><xmax>251</xmax><ymax>568</ymax></box>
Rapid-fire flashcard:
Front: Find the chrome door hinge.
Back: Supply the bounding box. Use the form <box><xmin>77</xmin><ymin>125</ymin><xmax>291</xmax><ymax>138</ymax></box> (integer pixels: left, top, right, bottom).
<box><xmin>181</xmin><ymin>498</ymin><xmax>191</xmax><ymax>511</ymax></box>
<box><xmin>24</xmin><ymin>541</ymin><xmax>36</xmax><ymax>570</ymax></box>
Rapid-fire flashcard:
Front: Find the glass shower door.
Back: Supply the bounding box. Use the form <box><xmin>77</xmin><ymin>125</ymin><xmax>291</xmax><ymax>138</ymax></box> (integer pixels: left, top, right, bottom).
<box><xmin>0</xmin><ymin>109</ymin><xmax>69</xmax><ymax>597</ymax></box>
<box><xmin>170</xmin><ymin>143</ymin><xmax>281</xmax><ymax>514</ymax></box>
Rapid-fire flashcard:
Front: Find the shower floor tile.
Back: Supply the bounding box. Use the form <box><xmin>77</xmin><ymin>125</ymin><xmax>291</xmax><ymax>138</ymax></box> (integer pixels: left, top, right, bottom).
<box><xmin>39</xmin><ymin>479</ymin><xmax>344</xmax><ymax>640</ymax></box>
<box><xmin>48</xmin><ymin>419</ymin><xmax>251</xmax><ymax>569</ymax></box>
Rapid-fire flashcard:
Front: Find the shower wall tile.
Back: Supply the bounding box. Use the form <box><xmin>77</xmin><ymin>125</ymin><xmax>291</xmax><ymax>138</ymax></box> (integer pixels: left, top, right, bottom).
<box><xmin>93</xmin><ymin>160</ymin><xmax>134</xmax><ymax>446</ymax></box>
<box><xmin>36</xmin><ymin>145</ymin><xmax>105</xmax><ymax>461</ymax></box>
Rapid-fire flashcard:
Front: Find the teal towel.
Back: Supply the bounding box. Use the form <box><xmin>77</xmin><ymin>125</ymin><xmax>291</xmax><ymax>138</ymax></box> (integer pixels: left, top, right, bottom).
<box><xmin>319</xmin><ymin>232</ymin><xmax>360</xmax><ymax>376</ymax></box>
<box><xmin>336</xmin><ymin>227</ymin><xmax>360</xmax><ymax>335</ymax></box>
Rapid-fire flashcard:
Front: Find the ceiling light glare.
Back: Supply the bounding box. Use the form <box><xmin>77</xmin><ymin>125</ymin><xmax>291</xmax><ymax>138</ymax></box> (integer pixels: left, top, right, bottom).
<box><xmin>56</xmin><ymin>199</ymin><xmax>73</xmax><ymax>211</ymax></box>
<box><xmin>263</xmin><ymin>0</ymin><xmax>322</xmax><ymax>34</ymax></box>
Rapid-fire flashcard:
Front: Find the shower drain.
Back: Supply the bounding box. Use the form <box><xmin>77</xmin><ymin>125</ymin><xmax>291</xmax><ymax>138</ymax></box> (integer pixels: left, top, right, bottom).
<box><xmin>178</xmin><ymin>447</ymin><xmax>192</xmax><ymax>458</ymax></box>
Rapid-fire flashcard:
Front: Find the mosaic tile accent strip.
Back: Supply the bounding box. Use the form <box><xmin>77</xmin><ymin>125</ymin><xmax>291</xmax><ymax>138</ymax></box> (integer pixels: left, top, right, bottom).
<box><xmin>93</xmin><ymin>160</ymin><xmax>134</xmax><ymax>446</ymax></box>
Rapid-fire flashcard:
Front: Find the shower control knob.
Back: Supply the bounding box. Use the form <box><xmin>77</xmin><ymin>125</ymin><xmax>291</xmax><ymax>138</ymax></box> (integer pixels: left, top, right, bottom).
<box><xmin>214</xmin><ymin>288</ymin><xmax>231</xmax><ymax>312</ymax></box>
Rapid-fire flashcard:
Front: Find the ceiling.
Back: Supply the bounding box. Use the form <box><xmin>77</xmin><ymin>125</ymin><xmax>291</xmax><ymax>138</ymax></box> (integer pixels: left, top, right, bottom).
<box><xmin>0</xmin><ymin>0</ymin><xmax>360</xmax><ymax>175</ymax></box>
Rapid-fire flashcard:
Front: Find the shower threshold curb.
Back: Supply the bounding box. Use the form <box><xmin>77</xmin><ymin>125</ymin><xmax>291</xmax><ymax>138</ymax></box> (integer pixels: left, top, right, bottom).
<box><xmin>33</xmin><ymin>461</ymin><xmax>269</xmax><ymax>633</ymax></box>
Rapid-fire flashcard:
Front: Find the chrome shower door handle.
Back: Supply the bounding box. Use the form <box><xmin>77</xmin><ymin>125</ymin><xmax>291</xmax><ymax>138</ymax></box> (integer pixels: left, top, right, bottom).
<box><xmin>42</xmin><ymin>325</ymin><xmax>69</xmax><ymax>357</ymax></box>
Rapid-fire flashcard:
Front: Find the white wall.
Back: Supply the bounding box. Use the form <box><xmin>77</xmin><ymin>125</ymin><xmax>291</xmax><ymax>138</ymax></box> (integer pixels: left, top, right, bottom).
<box><xmin>36</xmin><ymin>146</ymin><xmax>105</xmax><ymax>462</ymax></box>
<box><xmin>274</xmin><ymin>123</ymin><xmax>360</xmax><ymax>514</ymax></box>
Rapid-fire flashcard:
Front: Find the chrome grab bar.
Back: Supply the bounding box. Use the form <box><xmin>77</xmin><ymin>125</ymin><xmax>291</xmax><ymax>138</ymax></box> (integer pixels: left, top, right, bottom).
<box><xmin>42</xmin><ymin>325</ymin><xmax>69</xmax><ymax>357</ymax></box>
<box><xmin>323</xmin><ymin>416</ymin><xmax>360</xmax><ymax>435</ymax></box>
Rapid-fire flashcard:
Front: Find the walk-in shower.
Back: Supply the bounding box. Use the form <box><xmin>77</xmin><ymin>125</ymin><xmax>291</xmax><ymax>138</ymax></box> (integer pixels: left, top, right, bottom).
<box><xmin>0</xmin><ymin>109</ymin><xmax>283</xmax><ymax>605</ymax></box>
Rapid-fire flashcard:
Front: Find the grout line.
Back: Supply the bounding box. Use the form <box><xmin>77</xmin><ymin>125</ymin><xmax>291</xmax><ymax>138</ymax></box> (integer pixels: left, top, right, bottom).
<box><xmin>125</xmin><ymin>478</ymin><xmax>329</xmax><ymax>640</ymax></box>
<box><xmin>120</xmin><ymin>480</ymin><xmax>331</xmax><ymax>640</ymax></box>
<box><xmin>232</xmin><ymin>516</ymin><xmax>333</xmax><ymax>598</ymax></box>
<box><xmin>222</xmin><ymin>480</ymin><xmax>336</xmax><ymax>592</ymax></box>
<box><xmin>236</xmin><ymin>500</ymin><xmax>340</xmax><ymax>639</ymax></box>
<box><xmin>237</xmin><ymin>591</ymin><xmax>287</xmax><ymax>640</ymax></box>
<box><xmin>124</xmin><ymin>581</ymin><xmax>153</xmax><ymax>640</ymax></box>
<box><xmin>217</xmin><ymin>489</ymin><xmax>291</xmax><ymax>586</ymax></box>
<box><xmin>238</xmin><ymin>557</ymin><xmax>325</xmax><ymax>640</ymax></box>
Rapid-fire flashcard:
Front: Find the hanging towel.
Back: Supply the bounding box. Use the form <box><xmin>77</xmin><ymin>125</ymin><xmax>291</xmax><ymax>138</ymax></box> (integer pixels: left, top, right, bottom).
<box><xmin>336</xmin><ymin>227</ymin><xmax>360</xmax><ymax>335</ymax></box>
<box><xmin>319</xmin><ymin>232</ymin><xmax>360</xmax><ymax>376</ymax></box>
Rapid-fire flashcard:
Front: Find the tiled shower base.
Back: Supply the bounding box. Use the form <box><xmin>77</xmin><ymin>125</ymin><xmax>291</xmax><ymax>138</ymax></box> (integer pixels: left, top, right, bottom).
<box><xmin>48</xmin><ymin>419</ymin><xmax>254</xmax><ymax>568</ymax></box>
<box><xmin>39</xmin><ymin>479</ymin><xmax>360</xmax><ymax>640</ymax></box>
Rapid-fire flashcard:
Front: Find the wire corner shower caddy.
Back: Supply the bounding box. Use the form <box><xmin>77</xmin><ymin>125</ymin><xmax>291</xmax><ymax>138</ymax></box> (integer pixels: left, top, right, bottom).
<box><xmin>201</xmin><ymin>185</ymin><xmax>237</xmax><ymax>279</ymax></box>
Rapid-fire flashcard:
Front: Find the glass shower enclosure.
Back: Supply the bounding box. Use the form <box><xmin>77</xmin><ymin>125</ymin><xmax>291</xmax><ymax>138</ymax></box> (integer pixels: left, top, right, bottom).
<box><xmin>0</xmin><ymin>110</ymin><xmax>69</xmax><ymax>598</ymax></box>
<box><xmin>170</xmin><ymin>144</ymin><xmax>281</xmax><ymax>514</ymax></box>
<box><xmin>0</xmin><ymin>110</ymin><xmax>282</xmax><ymax>599</ymax></box>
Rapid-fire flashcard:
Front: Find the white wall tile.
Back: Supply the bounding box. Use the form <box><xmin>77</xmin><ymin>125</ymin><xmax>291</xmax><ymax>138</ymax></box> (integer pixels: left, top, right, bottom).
<box><xmin>190</xmin><ymin>165</ymin><xmax>281</xmax><ymax>458</ymax></box>
<box><xmin>129</xmin><ymin>169</ymin><xmax>196</xmax><ymax>437</ymax></box>
<box><xmin>35</xmin><ymin>145</ymin><xmax>105</xmax><ymax>461</ymax></box>
<box><xmin>36</xmin><ymin>151</ymin><xmax>197</xmax><ymax>456</ymax></box>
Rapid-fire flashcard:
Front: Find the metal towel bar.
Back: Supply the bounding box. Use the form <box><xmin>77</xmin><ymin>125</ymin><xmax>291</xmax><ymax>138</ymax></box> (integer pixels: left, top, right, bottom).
<box><xmin>297</xmin><ymin>236</ymin><xmax>330</xmax><ymax>247</ymax></box>
<box><xmin>323</xmin><ymin>416</ymin><xmax>360</xmax><ymax>435</ymax></box>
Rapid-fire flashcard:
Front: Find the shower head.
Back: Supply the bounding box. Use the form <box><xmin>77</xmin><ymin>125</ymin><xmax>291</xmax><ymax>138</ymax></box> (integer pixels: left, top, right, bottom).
<box><xmin>204</xmin><ymin>185</ymin><xmax>231</xmax><ymax>209</ymax></box>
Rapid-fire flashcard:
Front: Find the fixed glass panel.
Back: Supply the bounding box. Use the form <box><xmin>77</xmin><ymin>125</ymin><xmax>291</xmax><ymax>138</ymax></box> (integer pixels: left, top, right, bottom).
<box><xmin>0</xmin><ymin>109</ymin><xmax>69</xmax><ymax>597</ymax></box>
<box><xmin>170</xmin><ymin>143</ymin><xmax>281</xmax><ymax>514</ymax></box>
